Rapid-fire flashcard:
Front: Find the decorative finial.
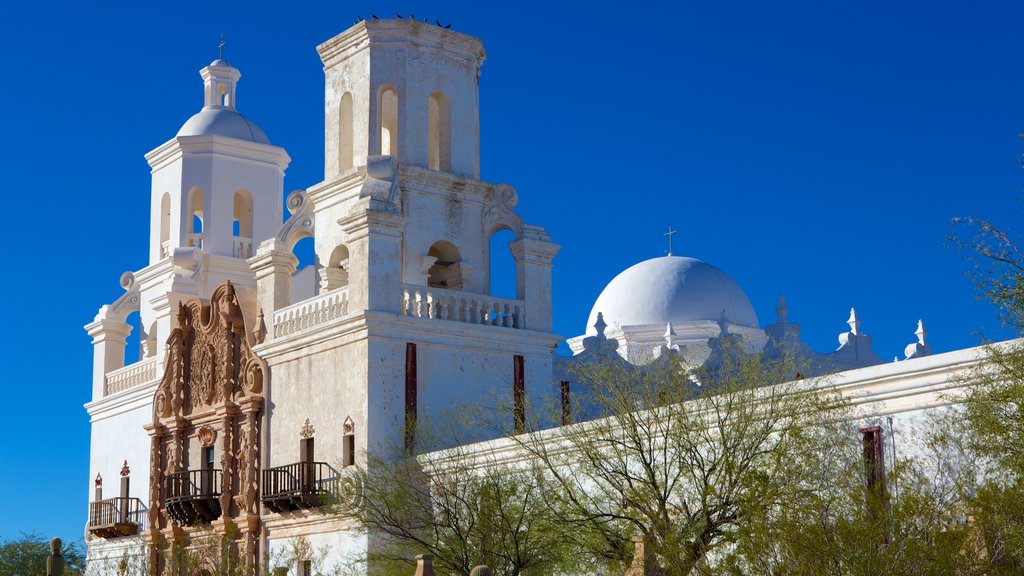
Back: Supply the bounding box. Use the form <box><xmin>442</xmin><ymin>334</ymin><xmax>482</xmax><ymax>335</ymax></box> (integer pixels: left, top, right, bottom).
<box><xmin>120</xmin><ymin>460</ymin><xmax>130</xmax><ymax>477</ymax></box>
<box><xmin>776</xmin><ymin>296</ymin><xmax>788</xmax><ymax>324</ymax></box>
<box><xmin>664</xmin><ymin>322</ymin><xmax>676</xmax><ymax>348</ymax></box>
<box><xmin>218</xmin><ymin>33</ymin><xmax>225</xmax><ymax>60</ymax></box>
<box><xmin>664</xmin><ymin>225</ymin><xmax>676</xmax><ymax>256</ymax></box>
<box><xmin>300</xmin><ymin>418</ymin><xmax>316</xmax><ymax>439</ymax></box>
<box><xmin>915</xmin><ymin>319</ymin><xmax>927</xmax><ymax>345</ymax></box>
<box><xmin>593</xmin><ymin>312</ymin><xmax>607</xmax><ymax>337</ymax></box>
<box><xmin>847</xmin><ymin>307</ymin><xmax>860</xmax><ymax>335</ymax></box>
<box><xmin>718</xmin><ymin>309</ymin><xmax>731</xmax><ymax>335</ymax></box>
<box><xmin>94</xmin><ymin>473</ymin><xmax>102</xmax><ymax>488</ymax></box>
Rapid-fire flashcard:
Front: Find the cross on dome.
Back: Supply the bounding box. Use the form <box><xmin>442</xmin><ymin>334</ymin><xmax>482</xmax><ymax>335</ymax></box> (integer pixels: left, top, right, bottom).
<box><xmin>664</xmin><ymin>225</ymin><xmax>676</xmax><ymax>256</ymax></box>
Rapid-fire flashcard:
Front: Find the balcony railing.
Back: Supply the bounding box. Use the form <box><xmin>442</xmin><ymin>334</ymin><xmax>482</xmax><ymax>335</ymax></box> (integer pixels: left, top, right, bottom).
<box><xmin>262</xmin><ymin>462</ymin><xmax>336</xmax><ymax>513</ymax></box>
<box><xmin>186</xmin><ymin>233</ymin><xmax>203</xmax><ymax>250</ymax></box>
<box><xmin>401</xmin><ymin>285</ymin><xmax>526</xmax><ymax>329</ymax></box>
<box><xmin>165</xmin><ymin>469</ymin><xmax>222</xmax><ymax>524</ymax></box>
<box><xmin>233</xmin><ymin>236</ymin><xmax>253</xmax><ymax>259</ymax></box>
<box><xmin>104</xmin><ymin>357</ymin><xmax>159</xmax><ymax>396</ymax></box>
<box><xmin>87</xmin><ymin>497</ymin><xmax>146</xmax><ymax>538</ymax></box>
<box><xmin>272</xmin><ymin>288</ymin><xmax>351</xmax><ymax>339</ymax></box>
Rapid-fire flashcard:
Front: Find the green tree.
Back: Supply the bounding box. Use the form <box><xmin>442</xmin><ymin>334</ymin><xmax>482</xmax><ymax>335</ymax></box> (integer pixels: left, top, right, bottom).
<box><xmin>0</xmin><ymin>534</ymin><xmax>86</xmax><ymax>576</ymax></box>
<box><xmin>513</xmin><ymin>338</ymin><xmax>846</xmax><ymax>576</ymax></box>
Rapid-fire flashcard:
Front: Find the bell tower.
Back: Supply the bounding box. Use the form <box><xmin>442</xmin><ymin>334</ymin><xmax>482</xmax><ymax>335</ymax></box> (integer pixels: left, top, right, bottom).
<box><xmin>318</xmin><ymin>19</ymin><xmax>485</xmax><ymax>180</ymax></box>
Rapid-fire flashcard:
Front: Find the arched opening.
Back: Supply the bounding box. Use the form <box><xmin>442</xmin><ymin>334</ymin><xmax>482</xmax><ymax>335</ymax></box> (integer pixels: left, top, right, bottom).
<box><xmin>379</xmin><ymin>86</ymin><xmax>398</xmax><ymax>156</ymax></box>
<box><xmin>143</xmin><ymin>321</ymin><xmax>158</xmax><ymax>359</ymax></box>
<box><xmin>321</xmin><ymin>244</ymin><xmax>350</xmax><ymax>291</ymax></box>
<box><xmin>428</xmin><ymin>91</ymin><xmax>451</xmax><ymax>171</ymax></box>
<box><xmin>339</xmin><ymin>92</ymin><xmax>354</xmax><ymax>171</ymax></box>
<box><xmin>427</xmin><ymin>241</ymin><xmax>463</xmax><ymax>290</ymax></box>
<box><xmin>124</xmin><ymin>310</ymin><xmax>143</xmax><ymax>366</ymax></box>
<box><xmin>489</xmin><ymin>228</ymin><xmax>517</xmax><ymax>299</ymax></box>
<box><xmin>218</xmin><ymin>84</ymin><xmax>230</xmax><ymax>107</ymax></box>
<box><xmin>188</xmin><ymin>187</ymin><xmax>204</xmax><ymax>249</ymax></box>
<box><xmin>159</xmin><ymin>193</ymin><xmax>171</xmax><ymax>257</ymax></box>
<box><xmin>232</xmin><ymin>190</ymin><xmax>254</xmax><ymax>258</ymax></box>
<box><xmin>290</xmin><ymin>236</ymin><xmax>318</xmax><ymax>304</ymax></box>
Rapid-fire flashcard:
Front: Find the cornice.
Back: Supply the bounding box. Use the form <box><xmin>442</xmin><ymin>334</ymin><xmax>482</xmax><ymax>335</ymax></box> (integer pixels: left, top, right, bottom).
<box><xmin>85</xmin><ymin>380</ymin><xmax>158</xmax><ymax>421</ymax></box>
<box><xmin>145</xmin><ymin>135</ymin><xmax>291</xmax><ymax>172</ymax></box>
<box><xmin>317</xmin><ymin>19</ymin><xmax>485</xmax><ymax>70</ymax></box>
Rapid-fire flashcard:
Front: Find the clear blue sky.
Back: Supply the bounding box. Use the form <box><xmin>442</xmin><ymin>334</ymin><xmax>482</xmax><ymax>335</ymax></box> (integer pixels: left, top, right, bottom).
<box><xmin>1</xmin><ymin>0</ymin><xmax>1021</xmax><ymax>543</ymax></box>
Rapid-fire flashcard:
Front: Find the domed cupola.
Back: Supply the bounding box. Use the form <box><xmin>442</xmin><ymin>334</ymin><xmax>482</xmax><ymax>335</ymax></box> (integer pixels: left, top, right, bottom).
<box><xmin>176</xmin><ymin>59</ymin><xmax>270</xmax><ymax>144</ymax></box>
<box><xmin>570</xmin><ymin>255</ymin><xmax>765</xmax><ymax>363</ymax></box>
<box><xmin>586</xmin><ymin>256</ymin><xmax>759</xmax><ymax>334</ymax></box>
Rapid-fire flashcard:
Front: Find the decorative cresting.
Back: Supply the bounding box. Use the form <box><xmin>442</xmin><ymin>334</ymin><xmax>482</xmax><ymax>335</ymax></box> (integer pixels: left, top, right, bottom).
<box><xmin>143</xmin><ymin>282</ymin><xmax>266</xmax><ymax>576</ymax></box>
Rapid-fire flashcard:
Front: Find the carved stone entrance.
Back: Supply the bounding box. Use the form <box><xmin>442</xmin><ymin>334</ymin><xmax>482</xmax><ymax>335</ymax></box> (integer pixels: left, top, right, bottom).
<box><xmin>143</xmin><ymin>282</ymin><xmax>266</xmax><ymax>575</ymax></box>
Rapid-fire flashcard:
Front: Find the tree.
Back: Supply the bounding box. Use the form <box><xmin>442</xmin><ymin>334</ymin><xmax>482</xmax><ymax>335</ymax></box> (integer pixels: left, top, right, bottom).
<box><xmin>0</xmin><ymin>534</ymin><xmax>86</xmax><ymax>576</ymax></box>
<box><xmin>330</xmin><ymin>426</ymin><xmax>579</xmax><ymax>576</ymax></box>
<box><xmin>952</xmin><ymin>214</ymin><xmax>1024</xmax><ymax>571</ymax></box>
<box><xmin>512</xmin><ymin>338</ymin><xmax>846</xmax><ymax>576</ymax></box>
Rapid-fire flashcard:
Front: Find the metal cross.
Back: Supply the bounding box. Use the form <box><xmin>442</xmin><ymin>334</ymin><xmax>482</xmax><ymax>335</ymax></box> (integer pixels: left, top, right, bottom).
<box><xmin>218</xmin><ymin>34</ymin><xmax>225</xmax><ymax>60</ymax></box>
<box><xmin>664</xmin><ymin>225</ymin><xmax>676</xmax><ymax>256</ymax></box>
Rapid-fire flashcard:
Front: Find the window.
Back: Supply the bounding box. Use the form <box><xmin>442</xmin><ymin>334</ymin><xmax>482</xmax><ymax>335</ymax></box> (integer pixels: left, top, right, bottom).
<box><xmin>428</xmin><ymin>91</ymin><xmax>450</xmax><ymax>171</ymax></box>
<box><xmin>379</xmin><ymin>86</ymin><xmax>398</xmax><ymax>156</ymax></box>
<box><xmin>159</xmin><ymin>193</ymin><xmax>171</xmax><ymax>254</ymax></box>
<box><xmin>405</xmin><ymin>343</ymin><xmax>417</xmax><ymax>453</ymax></box>
<box><xmin>339</xmin><ymin>92</ymin><xmax>354</xmax><ymax>171</ymax></box>
<box><xmin>514</xmin><ymin>355</ymin><xmax>525</xmax><ymax>434</ymax></box>
<box><xmin>427</xmin><ymin>241</ymin><xmax>462</xmax><ymax>290</ymax></box>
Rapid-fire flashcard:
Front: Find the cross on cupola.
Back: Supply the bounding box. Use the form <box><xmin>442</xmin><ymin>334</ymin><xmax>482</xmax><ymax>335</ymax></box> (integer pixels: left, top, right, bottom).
<box><xmin>664</xmin><ymin>226</ymin><xmax>676</xmax><ymax>256</ymax></box>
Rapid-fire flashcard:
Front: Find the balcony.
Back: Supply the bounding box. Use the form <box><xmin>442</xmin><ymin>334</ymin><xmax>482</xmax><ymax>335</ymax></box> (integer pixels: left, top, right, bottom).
<box><xmin>87</xmin><ymin>497</ymin><xmax>146</xmax><ymax>538</ymax></box>
<box><xmin>401</xmin><ymin>284</ymin><xmax>526</xmax><ymax>329</ymax></box>
<box><xmin>261</xmin><ymin>462</ymin><xmax>335</xmax><ymax>513</ymax></box>
<box><xmin>165</xmin><ymin>469</ymin><xmax>222</xmax><ymax>524</ymax></box>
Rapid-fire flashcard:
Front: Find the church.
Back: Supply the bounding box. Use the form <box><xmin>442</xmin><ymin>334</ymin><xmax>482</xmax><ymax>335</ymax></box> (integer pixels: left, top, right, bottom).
<box><xmin>83</xmin><ymin>18</ymin><xmax>1000</xmax><ymax>574</ymax></box>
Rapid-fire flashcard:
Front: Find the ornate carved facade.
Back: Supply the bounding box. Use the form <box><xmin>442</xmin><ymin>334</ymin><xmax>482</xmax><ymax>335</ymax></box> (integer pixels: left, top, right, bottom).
<box><xmin>144</xmin><ymin>282</ymin><xmax>266</xmax><ymax>575</ymax></box>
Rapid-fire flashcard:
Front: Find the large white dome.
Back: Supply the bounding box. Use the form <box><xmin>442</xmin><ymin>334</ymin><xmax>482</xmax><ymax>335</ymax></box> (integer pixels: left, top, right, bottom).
<box><xmin>586</xmin><ymin>256</ymin><xmax>759</xmax><ymax>334</ymax></box>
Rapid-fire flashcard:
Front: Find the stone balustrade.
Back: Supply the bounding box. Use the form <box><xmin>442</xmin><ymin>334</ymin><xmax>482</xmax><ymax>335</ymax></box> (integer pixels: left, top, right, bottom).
<box><xmin>232</xmin><ymin>236</ymin><xmax>253</xmax><ymax>259</ymax></box>
<box><xmin>273</xmin><ymin>287</ymin><xmax>351</xmax><ymax>338</ymax></box>
<box><xmin>104</xmin><ymin>357</ymin><xmax>159</xmax><ymax>396</ymax></box>
<box><xmin>401</xmin><ymin>284</ymin><xmax>526</xmax><ymax>329</ymax></box>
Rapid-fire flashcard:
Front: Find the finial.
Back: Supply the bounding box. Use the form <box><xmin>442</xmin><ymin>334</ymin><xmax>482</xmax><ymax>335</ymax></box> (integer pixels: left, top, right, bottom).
<box><xmin>847</xmin><ymin>307</ymin><xmax>860</xmax><ymax>335</ymax></box>
<box><xmin>218</xmin><ymin>33</ymin><xmax>225</xmax><ymax>60</ymax></box>
<box><xmin>94</xmin><ymin>473</ymin><xmax>102</xmax><ymax>488</ymax></box>
<box><xmin>776</xmin><ymin>296</ymin><xmax>788</xmax><ymax>324</ymax></box>
<box><xmin>664</xmin><ymin>225</ymin><xmax>676</xmax><ymax>256</ymax></box>
<box><xmin>120</xmin><ymin>460</ymin><xmax>130</xmax><ymax>477</ymax></box>
<box><xmin>915</xmin><ymin>319</ymin><xmax>927</xmax><ymax>345</ymax></box>
<box><xmin>593</xmin><ymin>312</ymin><xmax>607</xmax><ymax>337</ymax></box>
<box><xmin>718</xmin><ymin>309</ymin><xmax>731</xmax><ymax>335</ymax></box>
<box><xmin>664</xmin><ymin>322</ymin><xmax>676</xmax><ymax>348</ymax></box>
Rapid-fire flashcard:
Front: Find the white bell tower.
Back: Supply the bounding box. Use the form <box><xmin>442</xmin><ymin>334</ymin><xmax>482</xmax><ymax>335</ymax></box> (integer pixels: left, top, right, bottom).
<box><xmin>147</xmin><ymin>58</ymin><xmax>290</xmax><ymax>265</ymax></box>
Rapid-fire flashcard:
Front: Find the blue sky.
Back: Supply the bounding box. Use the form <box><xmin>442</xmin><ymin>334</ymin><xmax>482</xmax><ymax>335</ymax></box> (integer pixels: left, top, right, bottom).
<box><xmin>1</xmin><ymin>0</ymin><xmax>1022</xmax><ymax>542</ymax></box>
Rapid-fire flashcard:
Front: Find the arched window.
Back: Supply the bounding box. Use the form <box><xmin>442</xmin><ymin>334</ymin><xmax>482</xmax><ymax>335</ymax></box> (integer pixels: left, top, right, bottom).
<box><xmin>321</xmin><ymin>244</ymin><xmax>350</xmax><ymax>291</ymax></box>
<box><xmin>159</xmin><ymin>193</ymin><xmax>171</xmax><ymax>257</ymax></box>
<box><xmin>144</xmin><ymin>321</ymin><xmax>158</xmax><ymax>359</ymax></box>
<box><xmin>428</xmin><ymin>91</ymin><xmax>450</xmax><ymax>171</ymax></box>
<box><xmin>232</xmin><ymin>190</ymin><xmax>254</xmax><ymax>258</ymax></box>
<box><xmin>188</xmin><ymin>188</ymin><xmax>204</xmax><ymax>249</ymax></box>
<box><xmin>427</xmin><ymin>241</ymin><xmax>463</xmax><ymax>290</ymax></box>
<box><xmin>379</xmin><ymin>86</ymin><xmax>398</xmax><ymax>156</ymax></box>
<box><xmin>488</xmin><ymin>228</ymin><xmax>517</xmax><ymax>298</ymax></box>
<box><xmin>339</xmin><ymin>92</ymin><xmax>354</xmax><ymax>171</ymax></box>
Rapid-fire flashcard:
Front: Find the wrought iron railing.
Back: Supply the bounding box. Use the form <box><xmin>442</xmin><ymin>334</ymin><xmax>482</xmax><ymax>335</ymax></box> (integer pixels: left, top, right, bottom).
<box><xmin>165</xmin><ymin>469</ymin><xmax>222</xmax><ymax>524</ymax></box>
<box><xmin>262</xmin><ymin>461</ymin><xmax>336</xmax><ymax>513</ymax></box>
<box><xmin>87</xmin><ymin>497</ymin><xmax>146</xmax><ymax>538</ymax></box>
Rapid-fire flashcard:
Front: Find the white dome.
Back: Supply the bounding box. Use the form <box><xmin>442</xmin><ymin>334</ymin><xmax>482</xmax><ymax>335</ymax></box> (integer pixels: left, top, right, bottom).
<box><xmin>586</xmin><ymin>256</ymin><xmax>759</xmax><ymax>334</ymax></box>
<box><xmin>177</xmin><ymin>108</ymin><xmax>270</xmax><ymax>144</ymax></box>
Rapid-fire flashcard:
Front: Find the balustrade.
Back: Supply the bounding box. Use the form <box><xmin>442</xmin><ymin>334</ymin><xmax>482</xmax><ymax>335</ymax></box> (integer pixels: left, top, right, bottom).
<box><xmin>273</xmin><ymin>288</ymin><xmax>351</xmax><ymax>338</ymax></box>
<box><xmin>104</xmin><ymin>357</ymin><xmax>158</xmax><ymax>396</ymax></box>
<box><xmin>233</xmin><ymin>236</ymin><xmax>253</xmax><ymax>259</ymax></box>
<box><xmin>400</xmin><ymin>284</ymin><xmax>525</xmax><ymax>329</ymax></box>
